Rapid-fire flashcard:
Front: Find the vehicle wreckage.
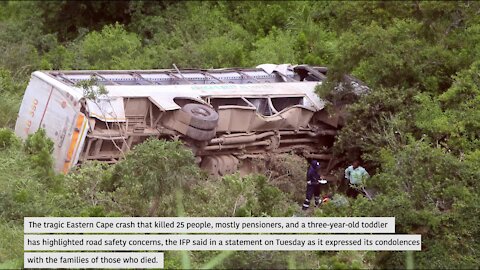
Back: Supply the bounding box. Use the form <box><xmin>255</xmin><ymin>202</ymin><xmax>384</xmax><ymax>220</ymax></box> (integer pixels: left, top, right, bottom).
<box><xmin>14</xmin><ymin>64</ymin><xmax>367</xmax><ymax>175</ymax></box>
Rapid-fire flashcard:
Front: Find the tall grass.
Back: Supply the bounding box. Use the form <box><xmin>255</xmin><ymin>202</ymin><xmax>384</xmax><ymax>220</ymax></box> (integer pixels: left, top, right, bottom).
<box><xmin>0</xmin><ymin>221</ymin><xmax>23</xmax><ymax>268</ymax></box>
<box><xmin>175</xmin><ymin>189</ymin><xmax>234</xmax><ymax>269</ymax></box>
<box><xmin>0</xmin><ymin>93</ymin><xmax>20</xmax><ymax>129</ymax></box>
<box><xmin>405</xmin><ymin>251</ymin><xmax>414</xmax><ymax>270</ymax></box>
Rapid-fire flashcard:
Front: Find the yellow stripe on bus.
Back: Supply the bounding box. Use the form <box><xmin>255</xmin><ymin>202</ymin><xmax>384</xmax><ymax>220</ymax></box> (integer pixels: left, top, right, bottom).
<box><xmin>63</xmin><ymin>114</ymin><xmax>85</xmax><ymax>174</ymax></box>
<box><xmin>71</xmin><ymin>118</ymin><xmax>88</xmax><ymax>169</ymax></box>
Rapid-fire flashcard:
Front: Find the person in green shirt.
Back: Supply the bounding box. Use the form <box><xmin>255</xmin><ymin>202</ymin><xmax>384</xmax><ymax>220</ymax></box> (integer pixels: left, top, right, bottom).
<box><xmin>344</xmin><ymin>160</ymin><xmax>369</xmax><ymax>198</ymax></box>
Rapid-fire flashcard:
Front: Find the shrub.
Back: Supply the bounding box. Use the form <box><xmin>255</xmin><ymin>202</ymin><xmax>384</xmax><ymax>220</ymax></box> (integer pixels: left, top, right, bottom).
<box><xmin>0</xmin><ymin>128</ymin><xmax>19</xmax><ymax>149</ymax></box>
<box><xmin>112</xmin><ymin>138</ymin><xmax>198</xmax><ymax>216</ymax></box>
<box><xmin>23</xmin><ymin>129</ymin><xmax>55</xmax><ymax>183</ymax></box>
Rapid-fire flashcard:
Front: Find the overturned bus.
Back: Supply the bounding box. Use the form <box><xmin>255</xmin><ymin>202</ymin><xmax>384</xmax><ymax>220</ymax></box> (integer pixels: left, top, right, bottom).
<box><xmin>14</xmin><ymin>64</ymin><xmax>363</xmax><ymax>175</ymax></box>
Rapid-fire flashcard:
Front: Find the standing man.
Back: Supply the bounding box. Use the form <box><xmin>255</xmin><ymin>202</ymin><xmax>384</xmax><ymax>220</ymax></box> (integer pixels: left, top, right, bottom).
<box><xmin>344</xmin><ymin>160</ymin><xmax>369</xmax><ymax>198</ymax></box>
<box><xmin>302</xmin><ymin>160</ymin><xmax>327</xmax><ymax>210</ymax></box>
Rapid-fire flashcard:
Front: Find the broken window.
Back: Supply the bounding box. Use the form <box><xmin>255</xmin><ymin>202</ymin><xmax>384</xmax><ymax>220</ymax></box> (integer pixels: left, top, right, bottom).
<box><xmin>246</xmin><ymin>98</ymin><xmax>274</xmax><ymax>116</ymax></box>
<box><xmin>173</xmin><ymin>97</ymin><xmax>202</xmax><ymax>107</ymax></box>
<box><xmin>271</xmin><ymin>97</ymin><xmax>304</xmax><ymax>112</ymax></box>
<box><xmin>209</xmin><ymin>98</ymin><xmax>251</xmax><ymax>110</ymax></box>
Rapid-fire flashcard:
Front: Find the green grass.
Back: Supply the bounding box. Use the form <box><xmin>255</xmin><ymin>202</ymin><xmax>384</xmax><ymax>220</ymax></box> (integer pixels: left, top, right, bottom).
<box><xmin>0</xmin><ymin>221</ymin><xmax>23</xmax><ymax>268</ymax></box>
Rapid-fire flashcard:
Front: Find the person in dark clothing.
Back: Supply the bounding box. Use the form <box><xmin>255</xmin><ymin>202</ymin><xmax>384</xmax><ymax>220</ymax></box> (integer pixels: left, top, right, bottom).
<box><xmin>302</xmin><ymin>160</ymin><xmax>326</xmax><ymax>210</ymax></box>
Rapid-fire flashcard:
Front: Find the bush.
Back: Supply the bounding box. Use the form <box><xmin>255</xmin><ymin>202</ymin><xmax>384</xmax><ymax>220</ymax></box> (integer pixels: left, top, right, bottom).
<box><xmin>317</xmin><ymin>140</ymin><xmax>480</xmax><ymax>269</ymax></box>
<box><xmin>0</xmin><ymin>128</ymin><xmax>19</xmax><ymax>149</ymax></box>
<box><xmin>0</xmin><ymin>132</ymin><xmax>63</xmax><ymax>221</ymax></box>
<box><xmin>23</xmin><ymin>129</ymin><xmax>56</xmax><ymax>183</ymax></box>
<box><xmin>262</xmin><ymin>154</ymin><xmax>309</xmax><ymax>203</ymax></box>
<box><xmin>76</xmin><ymin>23</ymin><xmax>143</xmax><ymax>69</ymax></box>
<box><xmin>112</xmin><ymin>139</ymin><xmax>198</xmax><ymax>216</ymax></box>
<box><xmin>186</xmin><ymin>173</ymin><xmax>296</xmax><ymax>217</ymax></box>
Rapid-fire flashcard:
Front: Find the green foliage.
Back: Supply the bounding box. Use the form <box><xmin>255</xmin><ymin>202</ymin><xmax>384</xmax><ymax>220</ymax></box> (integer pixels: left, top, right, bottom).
<box><xmin>226</xmin><ymin>1</ymin><xmax>296</xmax><ymax>36</ymax></box>
<box><xmin>185</xmin><ymin>173</ymin><xmax>295</xmax><ymax>218</ymax></box>
<box><xmin>130</xmin><ymin>2</ymin><xmax>251</xmax><ymax>69</ymax></box>
<box><xmin>0</xmin><ymin>92</ymin><xmax>18</xmax><ymax>128</ymax></box>
<box><xmin>220</xmin><ymin>251</ymin><xmax>291</xmax><ymax>269</ymax></box>
<box><xmin>0</xmin><ymin>221</ymin><xmax>23</xmax><ymax>268</ymax></box>
<box><xmin>193</xmin><ymin>36</ymin><xmax>246</xmax><ymax>68</ymax></box>
<box><xmin>0</xmin><ymin>128</ymin><xmax>19</xmax><ymax>149</ymax></box>
<box><xmin>42</xmin><ymin>44</ymin><xmax>75</xmax><ymax>70</ymax></box>
<box><xmin>64</xmin><ymin>161</ymin><xmax>115</xmax><ymax>216</ymax></box>
<box><xmin>75</xmin><ymin>77</ymin><xmax>108</xmax><ymax>101</ymax></box>
<box><xmin>318</xmin><ymin>140</ymin><xmax>480</xmax><ymax>269</ymax></box>
<box><xmin>250</xmin><ymin>28</ymin><xmax>297</xmax><ymax>64</ymax></box>
<box><xmin>320</xmin><ymin>2</ymin><xmax>480</xmax><ymax>88</ymax></box>
<box><xmin>37</xmin><ymin>1</ymin><xmax>132</xmax><ymax>41</ymax></box>
<box><xmin>23</xmin><ymin>129</ymin><xmax>55</xmax><ymax>183</ymax></box>
<box><xmin>332</xmin><ymin>87</ymin><xmax>416</xmax><ymax>165</ymax></box>
<box><xmin>0</xmin><ymin>2</ymin><xmax>44</xmax><ymax>80</ymax></box>
<box><xmin>0</xmin><ymin>69</ymin><xmax>24</xmax><ymax>94</ymax></box>
<box><xmin>112</xmin><ymin>139</ymin><xmax>198</xmax><ymax>216</ymax></box>
<box><xmin>115</xmin><ymin>138</ymin><xmax>196</xmax><ymax>197</ymax></box>
<box><xmin>76</xmin><ymin>23</ymin><xmax>143</xmax><ymax>69</ymax></box>
<box><xmin>0</xmin><ymin>130</ymin><xmax>72</xmax><ymax>222</ymax></box>
<box><xmin>0</xmin><ymin>69</ymin><xmax>24</xmax><ymax>128</ymax></box>
<box><xmin>318</xmin><ymin>251</ymin><xmax>368</xmax><ymax>269</ymax></box>
<box><xmin>414</xmin><ymin>61</ymin><xmax>480</xmax><ymax>154</ymax></box>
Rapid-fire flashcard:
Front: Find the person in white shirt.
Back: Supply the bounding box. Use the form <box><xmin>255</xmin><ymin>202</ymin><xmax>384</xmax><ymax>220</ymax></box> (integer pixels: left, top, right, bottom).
<box><xmin>344</xmin><ymin>160</ymin><xmax>369</xmax><ymax>198</ymax></box>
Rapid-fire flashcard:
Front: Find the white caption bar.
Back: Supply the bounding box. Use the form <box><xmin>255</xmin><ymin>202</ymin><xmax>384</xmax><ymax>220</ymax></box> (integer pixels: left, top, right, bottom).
<box><xmin>25</xmin><ymin>234</ymin><xmax>421</xmax><ymax>251</ymax></box>
<box><xmin>24</xmin><ymin>252</ymin><xmax>164</xmax><ymax>269</ymax></box>
<box><xmin>24</xmin><ymin>217</ymin><xmax>395</xmax><ymax>234</ymax></box>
